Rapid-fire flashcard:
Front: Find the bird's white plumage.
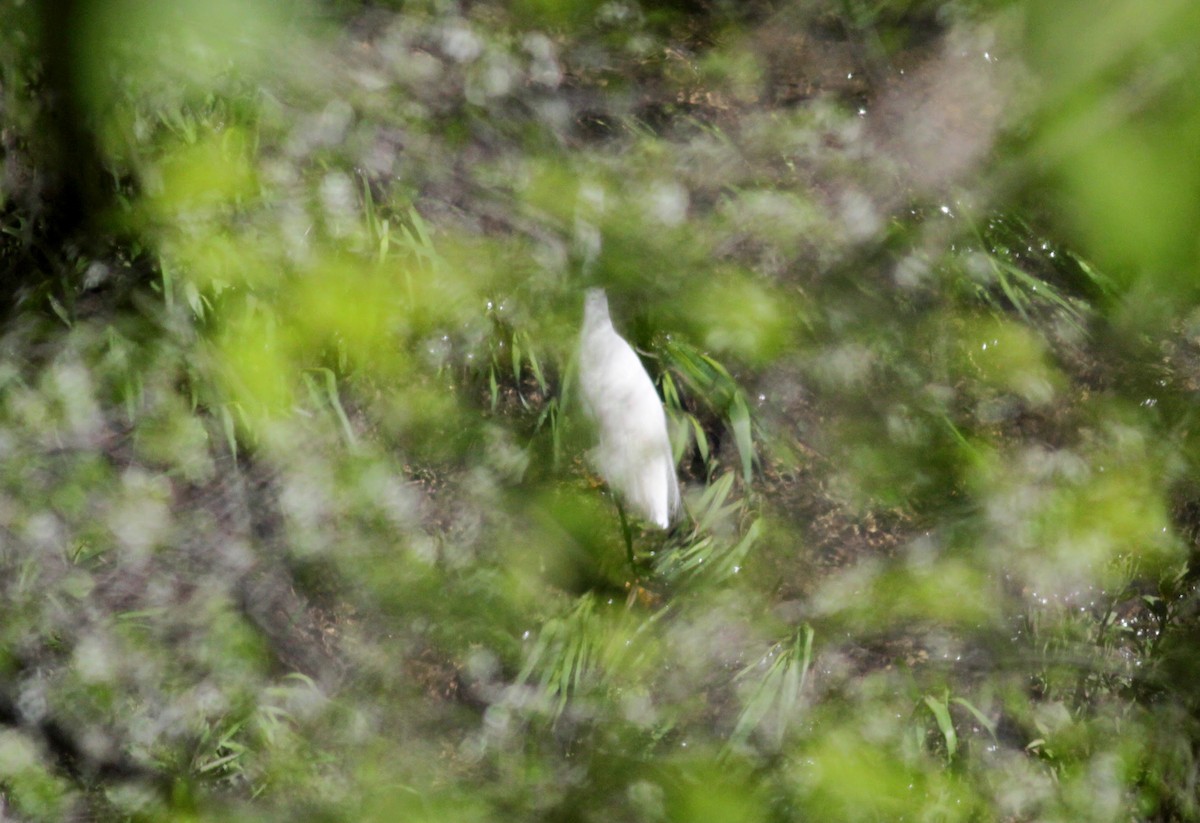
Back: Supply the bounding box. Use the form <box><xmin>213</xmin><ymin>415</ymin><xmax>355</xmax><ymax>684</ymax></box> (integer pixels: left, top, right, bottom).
<box><xmin>578</xmin><ymin>289</ymin><xmax>680</xmax><ymax>528</ymax></box>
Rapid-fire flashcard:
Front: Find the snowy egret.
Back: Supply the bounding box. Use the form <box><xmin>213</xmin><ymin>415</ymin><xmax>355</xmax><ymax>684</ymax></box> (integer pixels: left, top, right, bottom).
<box><xmin>578</xmin><ymin>289</ymin><xmax>681</xmax><ymax>529</ymax></box>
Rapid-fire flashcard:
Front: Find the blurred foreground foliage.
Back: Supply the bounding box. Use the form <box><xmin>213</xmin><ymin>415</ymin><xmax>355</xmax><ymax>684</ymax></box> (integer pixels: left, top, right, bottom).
<box><xmin>2</xmin><ymin>0</ymin><xmax>1200</xmax><ymax>820</ymax></box>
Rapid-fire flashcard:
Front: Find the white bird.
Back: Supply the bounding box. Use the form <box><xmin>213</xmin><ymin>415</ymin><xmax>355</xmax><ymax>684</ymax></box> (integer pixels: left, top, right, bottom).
<box><xmin>577</xmin><ymin>288</ymin><xmax>680</xmax><ymax>529</ymax></box>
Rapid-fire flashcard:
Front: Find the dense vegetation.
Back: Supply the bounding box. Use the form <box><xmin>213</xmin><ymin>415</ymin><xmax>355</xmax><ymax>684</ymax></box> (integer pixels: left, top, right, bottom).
<box><xmin>3</xmin><ymin>0</ymin><xmax>1200</xmax><ymax>819</ymax></box>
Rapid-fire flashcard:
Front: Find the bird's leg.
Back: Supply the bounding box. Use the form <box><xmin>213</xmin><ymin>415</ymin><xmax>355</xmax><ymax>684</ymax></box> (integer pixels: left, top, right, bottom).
<box><xmin>616</xmin><ymin>498</ymin><xmax>635</xmax><ymax>571</ymax></box>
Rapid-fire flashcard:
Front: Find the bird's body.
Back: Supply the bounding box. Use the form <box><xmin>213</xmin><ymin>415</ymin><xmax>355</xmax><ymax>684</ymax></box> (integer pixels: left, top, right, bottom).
<box><xmin>578</xmin><ymin>289</ymin><xmax>680</xmax><ymax>528</ymax></box>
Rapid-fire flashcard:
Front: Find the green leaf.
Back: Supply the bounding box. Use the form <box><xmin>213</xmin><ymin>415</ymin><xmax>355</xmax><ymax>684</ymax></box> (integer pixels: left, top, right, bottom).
<box><xmin>730</xmin><ymin>392</ymin><xmax>753</xmax><ymax>484</ymax></box>
<box><xmin>923</xmin><ymin>693</ymin><xmax>958</xmax><ymax>760</ymax></box>
<box><xmin>950</xmin><ymin>697</ymin><xmax>997</xmax><ymax>740</ymax></box>
<box><xmin>729</xmin><ymin>625</ymin><xmax>814</xmax><ymax>750</ymax></box>
<box><xmin>690</xmin><ymin>415</ymin><xmax>710</xmax><ymax>463</ymax></box>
